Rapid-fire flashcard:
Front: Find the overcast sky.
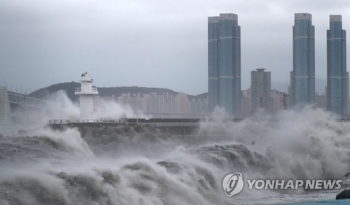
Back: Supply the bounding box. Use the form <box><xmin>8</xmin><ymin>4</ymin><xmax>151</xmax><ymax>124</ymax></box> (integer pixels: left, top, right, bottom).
<box><xmin>1</xmin><ymin>0</ymin><xmax>350</xmax><ymax>95</ymax></box>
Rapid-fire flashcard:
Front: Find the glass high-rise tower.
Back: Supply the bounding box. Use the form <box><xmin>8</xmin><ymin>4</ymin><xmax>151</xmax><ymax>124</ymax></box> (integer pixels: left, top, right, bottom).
<box><xmin>292</xmin><ymin>13</ymin><xmax>315</xmax><ymax>106</ymax></box>
<box><xmin>327</xmin><ymin>15</ymin><xmax>347</xmax><ymax>117</ymax></box>
<box><xmin>251</xmin><ymin>69</ymin><xmax>271</xmax><ymax>113</ymax></box>
<box><xmin>208</xmin><ymin>13</ymin><xmax>241</xmax><ymax>116</ymax></box>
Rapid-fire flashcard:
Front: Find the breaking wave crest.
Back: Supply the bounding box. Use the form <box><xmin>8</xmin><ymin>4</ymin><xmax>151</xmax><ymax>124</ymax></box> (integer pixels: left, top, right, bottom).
<box><xmin>0</xmin><ymin>108</ymin><xmax>350</xmax><ymax>204</ymax></box>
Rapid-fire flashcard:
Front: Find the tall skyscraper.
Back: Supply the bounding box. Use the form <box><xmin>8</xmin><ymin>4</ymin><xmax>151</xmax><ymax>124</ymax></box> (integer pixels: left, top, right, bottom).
<box><xmin>347</xmin><ymin>71</ymin><xmax>349</xmax><ymax>116</ymax></box>
<box><xmin>251</xmin><ymin>69</ymin><xmax>271</xmax><ymax>113</ymax></box>
<box><xmin>291</xmin><ymin>13</ymin><xmax>315</xmax><ymax>106</ymax></box>
<box><xmin>289</xmin><ymin>71</ymin><xmax>294</xmax><ymax>106</ymax></box>
<box><xmin>327</xmin><ymin>15</ymin><xmax>347</xmax><ymax>117</ymax></box>
<box><xmin>208</xmin><ymin>13</ymin><xmax>241</xmax><ymax>116</ymax></box>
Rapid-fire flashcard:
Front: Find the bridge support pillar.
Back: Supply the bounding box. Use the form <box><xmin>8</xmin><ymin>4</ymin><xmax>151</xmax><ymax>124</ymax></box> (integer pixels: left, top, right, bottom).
<box><xmin>0</xmin><ymin>87</ymin><xmax>12</xmax><ymax>126</ymax></box>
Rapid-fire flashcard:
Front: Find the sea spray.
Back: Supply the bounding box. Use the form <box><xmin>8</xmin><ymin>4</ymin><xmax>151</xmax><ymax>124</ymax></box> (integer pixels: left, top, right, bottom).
<box><xmin>1</xmin><ymin>104</ymin><xmax>350</xmax><ymax>204</ymax></box>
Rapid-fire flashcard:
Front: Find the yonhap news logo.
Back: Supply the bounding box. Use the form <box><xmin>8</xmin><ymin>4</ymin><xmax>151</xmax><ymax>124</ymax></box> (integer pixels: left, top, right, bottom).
<box><xmin>222</xmin><ymin>172</ymin><xmax>343</xmax><ymax>197</ymax></box>
<box><xmin>222</xmin><ymin>172</ymin><xmax>244</xmax><ymax>197</ymax></box>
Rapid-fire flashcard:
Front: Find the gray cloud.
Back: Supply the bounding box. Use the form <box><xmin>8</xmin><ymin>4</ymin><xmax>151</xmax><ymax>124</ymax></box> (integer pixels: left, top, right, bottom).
<box><xmin>1</xmin><ymin>0</ymin><xmax>350</xmax><ymax>95</ymax></box>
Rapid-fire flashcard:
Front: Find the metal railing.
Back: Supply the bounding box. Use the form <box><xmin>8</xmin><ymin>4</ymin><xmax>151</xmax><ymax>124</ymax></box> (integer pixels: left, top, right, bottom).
<box><xmin>48</xmin><ymin>118</ymin><xmax>127</xmax><ymax>125</ymax></box>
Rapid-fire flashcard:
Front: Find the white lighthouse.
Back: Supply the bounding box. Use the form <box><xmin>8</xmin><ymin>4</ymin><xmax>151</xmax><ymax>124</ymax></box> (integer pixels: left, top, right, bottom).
<box><xmin>75</xmin><ymin>72</ymin><xmax>98</xmax><ymax>119</ymax></box>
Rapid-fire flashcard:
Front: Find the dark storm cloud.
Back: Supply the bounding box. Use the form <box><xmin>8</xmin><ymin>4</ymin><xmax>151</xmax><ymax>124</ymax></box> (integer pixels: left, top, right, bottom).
<box><xmin>1</xmin><ymin>0</ymin><xmax>350</xmax><ymax>95</ymax></box>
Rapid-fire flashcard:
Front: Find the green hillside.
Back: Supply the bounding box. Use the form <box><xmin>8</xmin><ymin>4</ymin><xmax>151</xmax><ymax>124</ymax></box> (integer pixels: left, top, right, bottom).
<box><xmin>29</xmin><ymin>82</ymin><xmax>207</xmax><ymax>101</ymax></box>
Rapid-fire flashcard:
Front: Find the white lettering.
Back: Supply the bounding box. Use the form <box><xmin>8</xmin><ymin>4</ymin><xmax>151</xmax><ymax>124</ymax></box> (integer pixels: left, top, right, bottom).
<box><xmin>335</xmin><ymin>180</ymin><xmax>342</xmax><ymax>189</ymax></box>
<box><xmin>255</xmin><ymin>180</ymin><xmax>265</xmax><ymax>190</ymax></box>
<box><xmin>265</xmin><ymin>180</ymin><xmax>274</xmax><ymax>189</ymax></box>
<box><xmin>245</xmin><ymin>179</ymin><xmax>341</xmax><ymax>191</ymax></box>
<box><xmin>315</xmin><ymin>180</ymin><xmax>322</xmax><ymax>189</ymax></box>
<box><xmin>295</xmin><ymin>180</ymin><xmax>303</xmax><ymax>189</ymax></box>
<box><xmin>305</xmin><ymin>180</ymin><xmax>315</xmax><ymax>189</ymax></box>
<box><xmin>275</xmin><ymin>180</ymin><xmax>285</xmax><ymax>189</ymax></box>
<box><xmin>284</xmin><ymin>180</ymin><xmax>294</xmax><ymax>189</ymax></box>
<box><xmin>323</xmin><ymin>180</ymin><xmax>336</xmax><ymax>189</ymax></box>
<box><xmin>247</xmin><ymin>180</ymin><xmax>256</xmax><ymax>189</ymax></box>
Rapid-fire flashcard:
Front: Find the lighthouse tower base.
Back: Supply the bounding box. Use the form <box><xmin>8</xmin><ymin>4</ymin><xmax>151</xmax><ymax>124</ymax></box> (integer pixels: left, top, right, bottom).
<box><xmin>79</xmin><ymin>95</ymin><xmax>94</xmax><ymax>119</ymax></box>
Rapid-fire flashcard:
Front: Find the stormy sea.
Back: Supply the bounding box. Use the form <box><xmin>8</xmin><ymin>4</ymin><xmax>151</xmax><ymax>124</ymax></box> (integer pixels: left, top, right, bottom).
<box><xmin>1</xmin><ymin>94</ymin><xmax>350</xmax><ymax>205</ymax></box>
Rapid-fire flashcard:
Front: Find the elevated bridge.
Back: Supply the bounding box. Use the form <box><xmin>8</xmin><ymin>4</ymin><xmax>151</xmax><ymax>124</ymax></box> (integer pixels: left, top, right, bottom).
<box><xmin>0</xmin><ymin>87</ymin><xmax>46</xmax><ymax>126</ymax></box>
<box><xmin>8</xmin><ymin>91</ymin><xmax>46</xmax><ymax>108</ymax></box>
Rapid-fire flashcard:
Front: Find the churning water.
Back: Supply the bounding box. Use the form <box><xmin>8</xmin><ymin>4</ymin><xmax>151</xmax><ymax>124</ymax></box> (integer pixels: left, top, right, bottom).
<box><xmin>1</xmin><ymin>96</ymin><xmax>350</xmax><ymax>205</ymax></box>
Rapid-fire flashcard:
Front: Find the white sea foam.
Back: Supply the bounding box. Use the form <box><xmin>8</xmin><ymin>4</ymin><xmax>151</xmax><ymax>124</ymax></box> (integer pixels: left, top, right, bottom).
<box><xmin>0</xmin><ymin>92</ymin><xmax>349</xmax><ymax>204</ymax></box>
